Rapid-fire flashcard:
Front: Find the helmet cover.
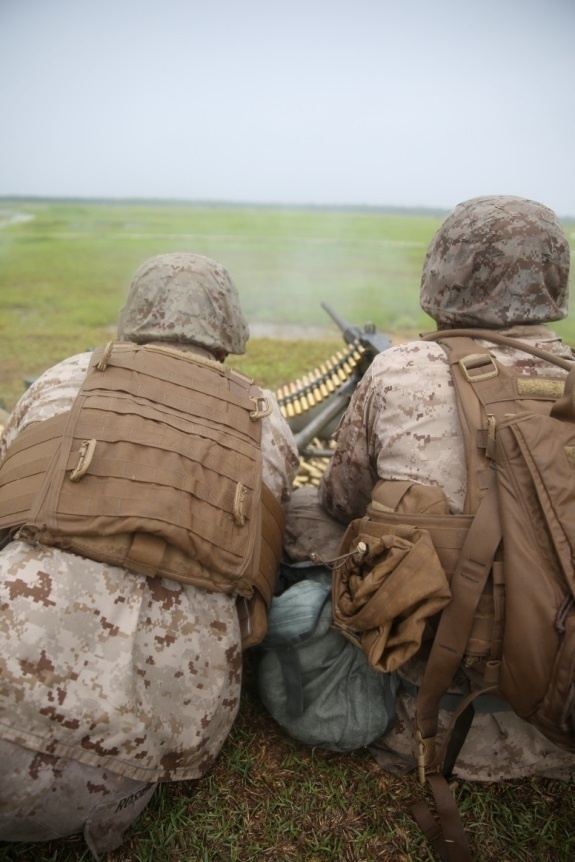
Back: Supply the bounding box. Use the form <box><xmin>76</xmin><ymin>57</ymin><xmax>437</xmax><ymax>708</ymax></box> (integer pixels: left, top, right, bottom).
<box><xmin>117</xmin><ymin>252</ymin><xmax>250</xmax><ymax>354</ymax></box>
<box><xmin>420</xmin><ymin>195</ymin><xmax>570</xmax><ymax>327</ymax></box>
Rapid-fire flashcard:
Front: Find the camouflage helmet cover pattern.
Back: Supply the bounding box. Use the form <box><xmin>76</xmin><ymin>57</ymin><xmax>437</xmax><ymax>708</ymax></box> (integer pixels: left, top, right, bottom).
<box><xmin>420</xmin><ymin>195</ymin><xmax>570</xmax><ymax>327</ymax></box>
<box><xmin>117</xmin><ymin>252</ymin><xmax>250</xmax><ymax>354</ymax></box>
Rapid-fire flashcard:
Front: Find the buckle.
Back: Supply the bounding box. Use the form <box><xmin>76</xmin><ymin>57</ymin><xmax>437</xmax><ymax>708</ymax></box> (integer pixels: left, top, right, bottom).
<box><xmin>458</xmin><ymin>353</ymin><xmax>498</xmax><ymax>382</ymax></box>
<box><xmin>416</xmin><ymin>730</ymin><xmax>436</xmax><ymax>785</ymax></box>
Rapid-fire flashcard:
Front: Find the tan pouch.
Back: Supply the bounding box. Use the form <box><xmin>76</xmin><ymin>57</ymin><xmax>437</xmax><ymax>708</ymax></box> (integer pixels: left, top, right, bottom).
<box><xmin>333</xmin><ymin>510</ymin><xmax>451</xmax><ymax>673</ymax></box>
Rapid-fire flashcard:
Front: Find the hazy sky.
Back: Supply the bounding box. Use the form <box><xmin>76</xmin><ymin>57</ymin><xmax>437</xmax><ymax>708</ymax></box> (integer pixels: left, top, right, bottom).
<box><xmin>1</xmin><ymin>0</ymin><xmax>574</xmax><ymax>215</ymax></box>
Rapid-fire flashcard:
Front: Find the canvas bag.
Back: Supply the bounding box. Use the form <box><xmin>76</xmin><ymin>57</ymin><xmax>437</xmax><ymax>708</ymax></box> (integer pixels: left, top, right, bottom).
<box><xmin>332</xmin><ymin>474</ymin><xmax>501</xmax><ymax>673</ymax></box>
<box><xmin>257</xmin><ymin>563</ymin><xmax>399</xmax><ymax>753</ymax></box>
<box><xmin>332</xmin><ymin>494</ymin><xmax>452</xmax><ymax>673</ymax></box>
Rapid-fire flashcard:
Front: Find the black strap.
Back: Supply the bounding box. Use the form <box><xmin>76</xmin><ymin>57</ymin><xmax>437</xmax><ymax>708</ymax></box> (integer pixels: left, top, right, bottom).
<box><xmin>411</xmin><ymin>772</ymin><xmax>474</xmax><ymax>862</ymax></box>
<box><xmin>441</xmin><ymin>701</ymin><xmax>475</xmax><ymax>780</ymax></box>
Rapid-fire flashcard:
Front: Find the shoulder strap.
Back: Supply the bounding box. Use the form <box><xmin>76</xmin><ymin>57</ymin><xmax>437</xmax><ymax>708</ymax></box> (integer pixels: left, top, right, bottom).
<box><xmin>435</xmin><ymin>337</ymin><xmax>494</xmax><ymax>513</ymax></box>
<box><xmin>426</xmin><ymin>333</ymin><xmax>571</xmax><ymax>512</ymax></box>
<box><xmin>415</xmin><ymin>471</ymin><xmax>501</xmax><ymax>760</ymax></box>
<box><xmin>422</xmin><ymin>328</ymin><xmax>574</xmax><ymax>372</ymax></box>
<box><xmin>412</xmin><ymin>336</ymin><xmax>505</xmax><ymax>859</ymax></box>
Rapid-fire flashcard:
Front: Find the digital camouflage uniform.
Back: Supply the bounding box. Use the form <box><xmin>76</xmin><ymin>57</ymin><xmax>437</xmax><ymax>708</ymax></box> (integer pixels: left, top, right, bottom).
<box><xmin>0</xmin><ymin>254</ymin><xmax>299</xmax><ymax>857</ymax></box>
<box><xmin>316</xmin><ymin>196</ymin><xmax>575</xmax><ymax>781</ymax></box>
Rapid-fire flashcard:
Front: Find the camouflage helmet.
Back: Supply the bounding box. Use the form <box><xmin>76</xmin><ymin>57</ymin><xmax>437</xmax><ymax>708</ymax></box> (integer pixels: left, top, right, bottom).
<box><xmin>117</xmin><ymin>252</ymin><xmax>250</xmax><ymax>354</ymax></box>
<box><xmin>420</xmin><ymin>195</ymin><xmax>570</xmax><ymax>327</ymax></box>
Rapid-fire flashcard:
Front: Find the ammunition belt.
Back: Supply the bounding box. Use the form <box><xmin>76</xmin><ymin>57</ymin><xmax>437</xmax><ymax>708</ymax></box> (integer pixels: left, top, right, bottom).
<box><xmin>293</xmin><ymin>436</ymin><xmax>336</xmax><ymax>488</ymax></box>
<box><xmin>275</xmin><ymin>342</ymin><xmax>366</xmax><ymax>489</ymax></box>
<box><xmin>274</xmin><ymin>339</ymin><xmax>366</xmax><ymax>420</ymax></box>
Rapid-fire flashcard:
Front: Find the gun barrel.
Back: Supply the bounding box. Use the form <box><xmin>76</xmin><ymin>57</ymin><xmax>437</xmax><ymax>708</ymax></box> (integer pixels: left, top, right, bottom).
<box><xmin>321</xmin><ymin>302</ymin><xmax>361</xmax><ymax>345</ymax></box>
<box><xmin>321</xmin><ymin>301</ymin><xmax>349</xmax><ymax>331</ymax></box>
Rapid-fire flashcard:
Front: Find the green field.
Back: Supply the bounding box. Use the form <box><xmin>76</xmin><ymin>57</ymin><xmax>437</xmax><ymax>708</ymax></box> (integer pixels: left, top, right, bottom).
<box><xmin>0</xmin><ymin>199</ymin><xmax>441</xmax><ymax>410</ymax></box>
<box><xmin>1</xmin><ymin>200</ymin><xmax>575</xmax><ymax>862</ymax></box>
<box><xmin>2</xmin><ymin>199</ymin><xmax>573</xmax><ymax>413</ymax></box>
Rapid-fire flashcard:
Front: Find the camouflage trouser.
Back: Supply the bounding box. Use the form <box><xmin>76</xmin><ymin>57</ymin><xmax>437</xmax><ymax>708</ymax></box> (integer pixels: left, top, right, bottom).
<box><xmin>0</xmin><ymin>738</ymin><xmax>157</xmax><ymax>859</ymax></box>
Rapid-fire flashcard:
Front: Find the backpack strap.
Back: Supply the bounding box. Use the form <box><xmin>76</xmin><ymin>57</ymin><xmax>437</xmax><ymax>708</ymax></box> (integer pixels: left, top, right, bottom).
<box><xmin>550</xmin><ymin>364</ymin><xmax>575</xmax><ymax>422</ymax></box>
<box><xmin>423</xmin><ymin>328</ymin><xmax>574</xmax><ymax>372</ymax></box>
<box><xmin>413</xmin><ymin>334</ymin><xmax>507</xmax><ymax>859</ymax></box>
<box><xmin>423</xmin><ymin>332</ymin><xmax>572</xmax><ymax>511</ymax></box>
<box><xmin>415</xmin><ymin>471</ymin><xmax>501</xmax><ymax>766</ymax></box>
<box><xmin>434</xmin><ymin>337</ymin><xmax>495</xmax><ymax>513</ymax></box>
<box><xmin>411</xmin><ymin>476</ymin><xmax>501</xmax><ymax>862</ymax></box>
<box><xmin>412</xmin><ymin>772</ymin><xmax>474</xmax><ymax>862</ymax></box>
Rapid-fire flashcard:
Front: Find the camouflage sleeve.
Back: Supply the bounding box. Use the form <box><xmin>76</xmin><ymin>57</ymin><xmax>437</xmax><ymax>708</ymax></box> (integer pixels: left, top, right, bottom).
<box><xmin>319</xmin><ymin>342</ymin><xmax>468</xmax><ymax>520</ymax></box>
<box><xmin>318</xmin><ymin>370</ymin><xmax>376</xmax><ymax>522</ymax></box>
<box><xmin>259</xmin><ymin>389</ymin><xmax>300</xmax><ymax>502</ymax></box>
<box><xmin>0</xmin><ymin>354</ymin><xmax>91</xmax><ymax>461</ymax></box>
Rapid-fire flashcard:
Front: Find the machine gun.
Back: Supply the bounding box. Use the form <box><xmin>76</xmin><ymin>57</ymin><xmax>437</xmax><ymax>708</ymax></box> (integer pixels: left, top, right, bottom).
<box><xmin>320</xmin><ymin>302</ymin><xmax>393</xmax><ymax>370</ymax></box>
<box><xmin>275</xmin><ymin>304</ymin><xmax>393</xmax><ymax>484</ymax></box>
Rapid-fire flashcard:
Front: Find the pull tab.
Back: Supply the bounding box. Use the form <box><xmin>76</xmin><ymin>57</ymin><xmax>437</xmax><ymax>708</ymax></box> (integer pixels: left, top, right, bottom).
<box><xmin>485</xmin><ymin>414</ymin><xmax>497</xmax><ymax>460</ymax></box>
<box><xmin>416</xmin><ymin>730</ymin><xmax>437</xmax><ymax>785</ymax></box>
<box><xmin>96</xmin><ymin>341</ymin><xmax>115</xmax><ymax>371</ymax></box>
<box><xmin>69</xmin><ymin>439</ymin><xmax>97</xmax><ymax>482</ymax></box>
<box><xmin>233</xmin><ymin>482</ymin><xmax>247</xmax><ymax>526</ymax></box>
<box><xmin>249</xmin><ymin>396</ymin><xmax>272</xmax><ymax>420</ymax></box>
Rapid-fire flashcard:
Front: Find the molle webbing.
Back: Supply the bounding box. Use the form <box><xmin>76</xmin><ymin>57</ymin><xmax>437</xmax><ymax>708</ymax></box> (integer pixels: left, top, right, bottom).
<box><xmin>237</xmin><ymin>481</ymin><xmax>285</xmax><ymax>650</ymax></box>
<box><xmin>0</xmin><ymin>343</ymin><xmax>273</xmax><ymax>599</ymax></box>
<box><xmin>0</xmin><ymin>412</ymin><xmax>68</xmax><ymax>527</ymax></box>
<box><xmin>427</xmin><ymin>334</ymin><xmax>568</xmax><ymax>513</ymax></box>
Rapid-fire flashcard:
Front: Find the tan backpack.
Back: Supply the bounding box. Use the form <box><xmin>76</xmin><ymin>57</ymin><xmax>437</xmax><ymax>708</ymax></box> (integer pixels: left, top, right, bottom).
<box><xmin>333</xmin><ymin>330</ymin><xmax>575</xmax><ymax>861</ymax></box>
<box><xmin>407</xmin><ymin>331</ymin><xmax>575</xmax><ymax>860</ymax></box>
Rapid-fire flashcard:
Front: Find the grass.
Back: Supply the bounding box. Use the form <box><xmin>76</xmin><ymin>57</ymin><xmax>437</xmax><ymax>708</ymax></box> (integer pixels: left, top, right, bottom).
<box><xmin>1</xmin><ymin>200</ymin><xmax>575</xmax><ymax>861</ymax></box>
<box><xmin>1</xmin><ymin>199</ymin><xmax>574</xmax><ymax>412</ymax></box>
<box><xmin>0</xmin><ymin>200</ymin><xmax>440</xmax><ymax>410</ymax></box>
<box><xmin>2</xmin><ymin>677</ymin><xmax>574</xmax><ymax>861</ymax></box>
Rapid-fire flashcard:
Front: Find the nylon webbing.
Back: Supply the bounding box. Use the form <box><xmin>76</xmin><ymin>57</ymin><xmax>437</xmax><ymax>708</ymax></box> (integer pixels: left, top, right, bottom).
<box><xmin>416</xmin><ymin>472</ymin><xmax>501</xmax><ymax>744</ymax></box>
<box><xmin>89</xmin><ymin>342</ymin><xmax>259</xmax><ymax>410</ymax></box>
<box><xmin>125</xmin><ymin>532</ymin><xmax>167</xmax><ymax>577</ymax></box>
<box><xmin>61</xmin><ymin>448</ymin><xmax>253</xmax><ymax>513</ymax></box>
<box><xmin>412</xmin><ymin>772</ymin><xmax>474</xmax><ymax>862</ymax></box>
<box><xmin>83</xmin><ymin>373</ymin><xmax>258</xmax><ymax>440</ymax></box>
<box><xmin>73</xmin><ymin>405</ymin><xmax>259</xmax><ymax>469</ymax></box>
<box><xmin>252</xmin><ymin>483</ymin><xmax>285</xmax><ymax>607</ymax></box>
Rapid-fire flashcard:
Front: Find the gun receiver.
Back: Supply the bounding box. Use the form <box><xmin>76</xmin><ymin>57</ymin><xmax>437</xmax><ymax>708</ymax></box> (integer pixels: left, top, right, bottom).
<box><xmin>321</xmin><ymin>302</ymin><xmax>392</xmax><ymax>365</ymax></box>
<box><xmin>276</xmin><ymin>304</ymin><xmax>393</xmax><ymax>469</ymax></box>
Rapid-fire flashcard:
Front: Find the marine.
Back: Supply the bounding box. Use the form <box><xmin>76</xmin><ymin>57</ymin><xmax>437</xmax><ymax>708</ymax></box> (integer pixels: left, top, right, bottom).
<box><xmin>317</xmin><ymin>195</ymin><xmax>575</xmax><ymax>781</ymax></box>
<box><xmin>0</xmin><ymin>252</ymin><xmax>299</xmax><ymax>857</ymax></box>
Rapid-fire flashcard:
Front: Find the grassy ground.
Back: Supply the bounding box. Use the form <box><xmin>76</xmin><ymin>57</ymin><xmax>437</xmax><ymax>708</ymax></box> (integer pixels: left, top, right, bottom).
<box><xmin>1</xmin><ymin>672</ymin><xmax>574</xmax><ymax>862</ymax></box>
<box><xmin>1</xmin><ymin>201</ymin><xmax>575</xmax><ymax>861</ymax></box>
